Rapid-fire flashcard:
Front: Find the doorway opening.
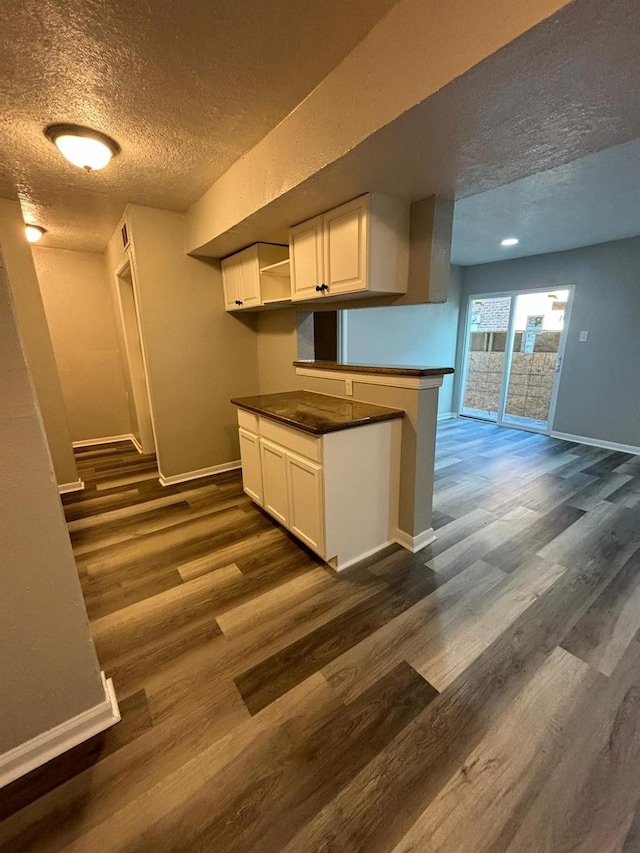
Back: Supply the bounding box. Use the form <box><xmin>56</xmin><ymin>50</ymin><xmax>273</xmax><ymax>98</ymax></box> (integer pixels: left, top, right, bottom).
<box><xmin>115</xmin><ymin>259</ymin><xmax>155</xmax><ymax>454</ymax></box>
<box><xmin>459</xmin><ymin>287</ymin><xmax>573</xmax><ymax>434</ymax></box>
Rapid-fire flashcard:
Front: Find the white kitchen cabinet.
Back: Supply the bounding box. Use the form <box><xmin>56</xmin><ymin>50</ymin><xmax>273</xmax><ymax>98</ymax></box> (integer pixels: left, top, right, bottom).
<box><xmin>286</xmin><ymin>453</ymin><xmax>324</xmax><ymax>553</ymax></box>
<box><xmin>323</xmin><ymin>196</ymin><xmax>368</xmax><ymax>295</ymax></box>
<box><xmin>289</xmin><ymin>214</ymin><xmax>324</xmax><ymax>301</ymax></box>
<box><xmin>234</xmin><ymin>407</ymin><xmax>399</xmax><ymax>571</ymax></box>
<box><xmin>221</xmin><ymin>252</ymin><xmax>243</xmax><ymax>311</ymax></box>
<box><xmin>289</xmin><ymin>193</ymin><xmax>409</xmax><ymax>302</ymax></box>
<box><xmin>260</xmin><ymin>438</ymin><xmax>290</xmax><ymax>527</ymax></box>
<box><xmin>237</xmin><ymin>427</ymin><xmax>263</xmax><ymax>505</ymax></box>
<box><xmin>221</xmin><ymin>243</ymin><xmax>289</xmax><ymax>311</ymax></box>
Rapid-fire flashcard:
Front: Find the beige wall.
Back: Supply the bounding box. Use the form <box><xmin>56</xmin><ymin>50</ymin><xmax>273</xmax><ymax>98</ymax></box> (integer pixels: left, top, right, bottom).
<box><xmin>256</xmin><ymin>310</ymin><xmax>301</xmax><ymax>395</ymax></box>
<box><xmin>0</xmin><ymin>199</ymin><xmax>77</xmax><ymax>486</ymax></box>
<box><xmin>0</xmin><ymin>248</ymin><xmax>105</xmax><ymax>756</ymax></box>
<box><xmin>32</xmin><ymin>247</ymin><xmax>131</xmax><ymax>444</ymax></box>
<box><xmin>108</xmin><ymin>205</ymin><xmax>260</xmax><ymax>479</ymax></box>
<box><xmin>344</xmin><ymin>266</ymin><xmax>461</xmax><ymax>415</ymax></box>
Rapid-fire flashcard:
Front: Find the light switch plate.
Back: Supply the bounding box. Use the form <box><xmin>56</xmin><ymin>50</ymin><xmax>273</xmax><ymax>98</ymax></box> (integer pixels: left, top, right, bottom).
<box><xmin>345</xmin><ymin>378</ymin><xmax>353</xmax><ymax>396</ymax></box>
<box><xmin>579</xmin><ymin>331</ymin><xmax>589</xmax><ymax>342</ymax></box>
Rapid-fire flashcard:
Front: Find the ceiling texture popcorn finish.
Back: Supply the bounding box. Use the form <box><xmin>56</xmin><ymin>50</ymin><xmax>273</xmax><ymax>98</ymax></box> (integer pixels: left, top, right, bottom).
<box><xmin>184</xmin><ymin>0</ymin><xmax>640</xmax><ymax>258</ymax></box>
<box><xmin>0</xmin><ymin>0</ymin><xmax>397</xmax><ymax>251</ymax></box>
<box><xmin>452</xmin><ymin>138</ymin><xmax>640</xmax><ymax>265</ymax></box>
<box><xmin>1</xmin><ymin>0</ymin><xmax>640</xmax><ymax>258</ymax></box>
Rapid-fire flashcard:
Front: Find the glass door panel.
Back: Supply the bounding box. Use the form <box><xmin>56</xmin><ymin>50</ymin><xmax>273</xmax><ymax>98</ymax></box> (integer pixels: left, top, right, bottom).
<box><xmin>460</xmin><ymin>296</ymin><xmax>512</xmax><ymax>422</ymax></box>
<box><xmin>502</xmin><ymin>290</ymin><xmax>569</xmax><ymax>431</ymax></box>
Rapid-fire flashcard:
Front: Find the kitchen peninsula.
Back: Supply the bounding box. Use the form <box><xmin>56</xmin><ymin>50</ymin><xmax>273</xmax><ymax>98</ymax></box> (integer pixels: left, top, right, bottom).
<box><xmin>232</xmin><ymin>361</ymin><xmax>454</xmax><ymax>570</ymax></box>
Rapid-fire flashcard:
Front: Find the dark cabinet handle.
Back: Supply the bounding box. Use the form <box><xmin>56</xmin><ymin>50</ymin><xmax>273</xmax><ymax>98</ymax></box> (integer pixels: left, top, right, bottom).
<box><xmin>235</xmin><ymin>299</ymin><xmax>243</xmax><ymax>306</ymax></box>
<box><xmin>315</xmin><ymin>285</ymin><xmax>321</xmax><ymax>292</ymax></box>
<box><xmin>315</xmin><ymin>284</ymin><xmax>329</xmax><ymax>293</ymax></box>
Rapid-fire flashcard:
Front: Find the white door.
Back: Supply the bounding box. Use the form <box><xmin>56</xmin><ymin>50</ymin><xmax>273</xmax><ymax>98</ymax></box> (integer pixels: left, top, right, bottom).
<box><xmin>221</xmin><ymin>254</ymin><xmax>242</xmax><ymax>311</ymax></box>
<box><xmin>286</xmin><ymin>453</ymin><xmax>324</xmax><ymax>555</ymax></box>
<box><xmin>260</xmin><ymin>438</ymin><xmax>290</xmax><ymax>526</ymax></box>
<box><xmin>238</xmin><ymin>428</ymin><xmax>263</xmax><ymax>505</ymax></box>
<box><xmin>290</xmin><ymin>215</ymin><xmax>324</xmax><ymax>301</ymax></box>
<box><xmin>323</xmin><ymin>196</ymin><xmax>368</xmax><ymax>296</ymax></box>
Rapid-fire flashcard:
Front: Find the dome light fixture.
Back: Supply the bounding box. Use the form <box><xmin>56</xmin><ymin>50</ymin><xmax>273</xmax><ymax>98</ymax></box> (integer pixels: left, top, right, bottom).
<box><xmin>25</xmin><ymin>225</ymin><xmax>46</xmax><ymax>243</ymax></box>
<box><xmin>45</xmin><ymin>124</ymin><xmax>120</xmax><ymax>171</ymax></box>
<box><xmin>501</xmin><ymin>237</ymin><xmax>519</xmax><ymax>247</ymax></box>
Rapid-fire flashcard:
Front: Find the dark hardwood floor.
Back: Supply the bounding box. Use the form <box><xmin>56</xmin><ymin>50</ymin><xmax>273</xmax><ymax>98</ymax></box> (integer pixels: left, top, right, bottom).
<box><xmin>2</xmin><ymin>418</ymin><xmax>640</xmax><ymax>852</ymax></box>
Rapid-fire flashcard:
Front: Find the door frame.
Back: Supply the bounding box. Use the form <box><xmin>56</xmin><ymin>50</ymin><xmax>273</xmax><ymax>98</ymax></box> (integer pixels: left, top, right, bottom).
<box><xmin>456</xmin><ymin>284</ymin><xmax>575</xmax><ymax>435</ymax></box>
<box><xmin>114</xmin><ymin>253</ymin><xmax>158</xmax><ymax>454</ymax></box>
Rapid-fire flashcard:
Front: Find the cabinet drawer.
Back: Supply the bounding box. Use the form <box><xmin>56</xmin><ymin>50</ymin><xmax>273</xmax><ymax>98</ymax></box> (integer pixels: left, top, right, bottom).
<box><xmin>237</xmin><ymin>408</ymin><xmax>259</xmax><ymax>433</ymax></box>
<box><xmin>259</xmin><ymin>417</ymin><xmax>321</xmax><ymax>462</ymax></box>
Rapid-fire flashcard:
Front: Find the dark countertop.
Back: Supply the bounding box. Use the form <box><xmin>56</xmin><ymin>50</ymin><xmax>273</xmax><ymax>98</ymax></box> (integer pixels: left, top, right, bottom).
<box><xmin>293</xmin><ymin>360</ymin><xmax>455</xmax><ymax>377</ymax></box>
<box><xmin>231</xmin><ymin>390</ymin><xmax>405</xmax><ymax>436</ymax></box>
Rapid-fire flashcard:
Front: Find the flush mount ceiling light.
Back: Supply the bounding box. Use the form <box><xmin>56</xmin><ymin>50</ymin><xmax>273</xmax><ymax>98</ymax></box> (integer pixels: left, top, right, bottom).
<box><xmin>25</xmin><ymin>225</ymin><xmax>46</xmax><ymax>243</ymax></box>
<box><xmin>44</xmin><ymin>124</ymin><xmax>120</xmax><ymax>171</ymax></box>
<box><xmin>501</xmin><ymin>237</ymin><xmax>519</xmax><ymax>247</ymax></box>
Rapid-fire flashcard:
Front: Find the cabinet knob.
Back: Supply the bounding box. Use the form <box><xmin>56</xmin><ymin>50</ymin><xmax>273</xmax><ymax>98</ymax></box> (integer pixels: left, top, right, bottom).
<box><xmin>235</xmin><ymin>299</ymin><xmax>243</xmax><ymax>305</ymax></box>
<box><xmin>316</xmin><ymin>283</ymin><xmax>329</xmax><ymax>293</ymax></box>
<box><xmin>315</xmin><ymin>285</ymin><xmax>322</xmax><ymax>292</ymax></box>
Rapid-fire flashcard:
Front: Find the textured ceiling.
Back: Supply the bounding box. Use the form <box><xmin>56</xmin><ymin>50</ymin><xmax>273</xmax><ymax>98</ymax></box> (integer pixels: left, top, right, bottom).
<box><xmin>0</xmin><ymin>0</ymin><xmax>398</xmax><ymax>251</ymax></box>
<box><xmin>185</xmin><ymin>0</ymin><xmax>640</xmax><ymax>259</ymax></box>
<box><xmin>451</xmin><ymin>138</ymin><xmax>640</xmax><ymax>265</ymax></box>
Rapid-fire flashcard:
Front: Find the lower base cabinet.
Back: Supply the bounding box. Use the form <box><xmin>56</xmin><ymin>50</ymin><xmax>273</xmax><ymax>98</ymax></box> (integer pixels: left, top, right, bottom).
<box><xmin>285</xmin><ymin>452</ymin><xmax>324</xmax><ymax>553</ymax></box>
<box><xmin>236</xmin><ymin>409</ymin><xmax>398</xmax><ymax>571</ymax></box>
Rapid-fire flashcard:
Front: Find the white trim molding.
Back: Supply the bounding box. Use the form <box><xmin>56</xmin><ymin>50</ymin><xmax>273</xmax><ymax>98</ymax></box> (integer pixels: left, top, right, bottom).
<box><xmin>130</xmin><ymin>434</ymin><xmax>143</xmax><ymax>454</ymax></box>
<box><xmin>393</xmin><ymin>527</ymin><xmax>436</xmax><ymax>553</ymax></box>
<box><xmin>551</xmin><ymin>431</ymin><xmax>640</xmax><ymax>457</ymax></box>
<box><xmin>0</xmin><ymin>672</ymin><xmax>120</xmax><ymax>789</ymax></box>
<box><xmin>329</xmin><ymin>540</ymin><xmax>394</xmax><ymax>572</ymax></box>
<box><xmin>295</xmin><ymin>366</ymin><xmax>444</xmax><ymax>391</ymax></box>
<box><xmin>72</xmin><ymin>434</ymin><xmax>135</xmax><ymax>449</ymax></box>
<box><xmin>58</xmin><ymin>479</ymin><xmax>85</xmax><ymax>495</ymax></box>
<box><xmin>159</xmin><ymin>460</ymin><xmax>241</xmax><ymax>487</ymax></box>
<box><xmin>437</xmin><ymin>412</ymin><xmax>457</xmax><ymax>422</ymax></box>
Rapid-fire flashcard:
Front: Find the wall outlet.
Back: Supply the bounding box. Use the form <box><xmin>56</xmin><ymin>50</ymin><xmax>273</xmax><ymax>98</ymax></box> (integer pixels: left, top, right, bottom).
<box><xmin>345</xmin><ymin>378</ymin><xmax>353</xmax><ymax>396</ymax></box>
<box><xmin>579</xmin><ymin>330</ymin><xmax>589</xmax><ymax>342</ymax></box>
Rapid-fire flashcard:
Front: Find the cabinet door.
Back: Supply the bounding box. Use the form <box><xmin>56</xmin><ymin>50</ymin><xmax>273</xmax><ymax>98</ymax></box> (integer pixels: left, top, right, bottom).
<box><xmin>239</xmin><ymin>246</ymin><xmax>261</xmax><ymax>309</ymax></box>
<box><xmin>286</xmin><ymin>453</ymin><xmax>324</xmax><ymax>555</ymax></box>
<box><xmin>260</xmin><ymin>438</ymin><xmax>289</xmax><ymax>527</ymax></box>
<box><xmin>238</xmin><ymin>428</ymin><xmax>263</xmax><ymax>506</ymax></box>
<box><xmin>221</xmin><ymin>254</ymin><xmax>242</xmax><ymax>311</ymax></box>
<box><xmin>323</xmin><ymin>196</ymin><xmax>368</xmax><ymax>295</ymax></box>
<box><xmin>289</xmin><ymin>215</ymin><xmax>324</xmax><ymax>301</ymax></box>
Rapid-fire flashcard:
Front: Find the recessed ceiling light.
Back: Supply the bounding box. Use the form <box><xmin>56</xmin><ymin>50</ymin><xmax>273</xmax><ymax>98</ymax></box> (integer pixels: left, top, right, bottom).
<box><xmin>25</xmin><ymin>225</ymin><xmax>46</xmax><ymax>243</ymax></box>
<box><xmin>45</xmin><ymin>124</ymin><xmax>120</xmax><ymax>171</ymax></box>
<box><xmin>501</xmin><ymin>237</ymin><xmax>519</xmax><ymax>247</ymax></box>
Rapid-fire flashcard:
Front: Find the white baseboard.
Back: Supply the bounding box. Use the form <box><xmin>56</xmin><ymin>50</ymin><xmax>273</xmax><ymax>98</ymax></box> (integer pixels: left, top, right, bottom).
<box><xmin>330</xmin><ymin>540</ymin><xmax>394</xmax><ymax>572</ymax></box>
<box><xmin>159</xmin><ymin>460</ymin><xmax>241</xmax><ymax>487</ymax></box>
<box><xmin>130</xmin><ymin>434</ymin><xmax>143</xmax><ymax>454</ymax></box>
<box><xmin>58</xmin><ymin>479</ymin><xmax>85</xmax><ymax>495</ymax></box>
<box><xmin>72</xmin><ymin>434</ymin><xmax>135</xmax><ymax>449</ymax></box>
<box><xmin>437</xmin><ymin>412</ymin><xmax>457</xmax><ymax>422</ymax></box>
<box><xmin>550</xmin><ymin>431</ymin><xmax>640</xmax><ymax>457</ymax></box>
<box><xmin>0</xmin><ymin>672</ymin><xmax>120</xmax><ymax>789</ymax></box>
<box><xmin>393</xmin><ymin>527</ymin><xmax>436</xmax><ymax>553</ymax></box>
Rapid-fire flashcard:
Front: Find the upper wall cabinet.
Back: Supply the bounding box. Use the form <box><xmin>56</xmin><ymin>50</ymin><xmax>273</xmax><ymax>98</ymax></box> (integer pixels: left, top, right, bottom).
<box><xmin>221</xmin><ymin>243</ymin><xmax>289</xmax><ymax>312</ymax></box>
<box><xmin>289</xmin><ymin>193</ymin><xmax>409</xmax><ymax>302</ymax></box>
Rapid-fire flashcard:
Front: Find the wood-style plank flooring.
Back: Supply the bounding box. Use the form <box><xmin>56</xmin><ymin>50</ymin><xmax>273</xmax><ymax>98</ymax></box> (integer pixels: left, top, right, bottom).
<box><xmin>2</xmin><ymin>418</ymin><xmax>640</xmax><ymax>852</ymax></box>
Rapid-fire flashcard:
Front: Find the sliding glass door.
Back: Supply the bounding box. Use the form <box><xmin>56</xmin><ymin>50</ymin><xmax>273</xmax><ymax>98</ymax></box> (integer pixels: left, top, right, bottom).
<box><xmin>460</xmin><ymin>296</ymin><xmax>512</xmax><ymax>422</ymax></box>
<box><xmin>460</xmin><ymin>288</ymin><xmax>572</xmax><ymax>433</ymax></box>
